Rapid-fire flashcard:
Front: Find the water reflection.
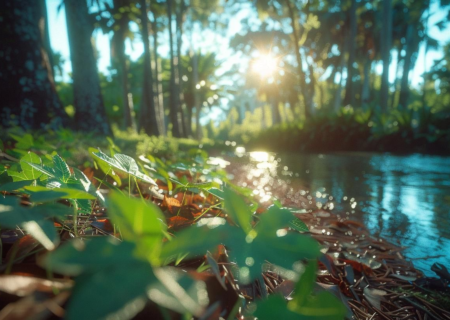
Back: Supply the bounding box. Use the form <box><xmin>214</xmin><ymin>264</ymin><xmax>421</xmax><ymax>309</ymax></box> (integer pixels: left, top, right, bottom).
<box><xmin>279</xmin><ymin>153</ymin><xmax>450</xmax><ymax>276</ymax></box>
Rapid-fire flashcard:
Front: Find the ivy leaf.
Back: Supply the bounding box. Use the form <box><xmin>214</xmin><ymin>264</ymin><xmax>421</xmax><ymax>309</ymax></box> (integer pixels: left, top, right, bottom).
<box><xmin>89</xmin><ymin>147</ymin><xmax>122</xmax><ymax>187</ymax></box>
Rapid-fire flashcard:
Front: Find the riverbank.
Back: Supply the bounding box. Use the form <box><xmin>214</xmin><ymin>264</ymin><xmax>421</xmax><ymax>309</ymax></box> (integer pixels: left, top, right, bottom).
<box><xmin>245</xmin><ymin>109</ymin><xmax>450</xmax><ymax>155</ymax></box>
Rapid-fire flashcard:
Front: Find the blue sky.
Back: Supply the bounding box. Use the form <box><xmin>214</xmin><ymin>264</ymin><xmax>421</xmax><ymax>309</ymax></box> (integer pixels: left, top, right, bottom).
<box><xmin>46</xmin><ymin>0</ymin><xmax>450</xmax><ymax>92</ymax></box>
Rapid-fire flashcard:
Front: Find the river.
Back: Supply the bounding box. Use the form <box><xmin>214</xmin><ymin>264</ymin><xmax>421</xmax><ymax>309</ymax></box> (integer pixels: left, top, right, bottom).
<box><xmin>233</xmin><ymin>150</ymin><xmax>450</xmax><ymax>276</ymax></box>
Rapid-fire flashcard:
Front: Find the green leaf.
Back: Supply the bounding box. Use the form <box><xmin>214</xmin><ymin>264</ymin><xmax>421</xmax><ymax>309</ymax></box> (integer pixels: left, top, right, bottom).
<box><xmin>91</xmin><ymin>149</ymin><xmax>157</xmax><ymax>186</ymax></box>
<box><xmin>0</xmin><ymin>180</ymin><xmax>34</xmax><ymax>192</ymax></box>
<box><xmin>0</xmin><ymin>197</ymin><xmax>58</xmax><ymax>250</ymax></box>
<box><xmin>107</xmin><ymin>192</ymin><xmax>166</xmax><ymax>264</ymax></box>
<box><xmin>20</xmin><ymin>152</ymin><xmax>42</xmax><ymax>180</ymax></box>
<box><xmin>208</xmin><ymin>188</ymin><xmax>224</xmax><ymax>200</ymax></box>
<box><xmin>6</xmin><ymin>170</ymin><xmax>28</xmax><ymax>182</ymax></box>
<box><xmin>148</xmin><ymin>267</ymin><xmax>209</xmax><ymax>316</ymax></box>
<box><xmin>89</xmin><ymin>147</ymin><xmax>122</xmax><ymax>187</ymax></box>
<box><xmin>223</xmin><ymin>187</ymin><xmax>253</xmax><ymax>234</ymax></box>
<box><xmin>67</xmin><ymin>262</ymin><xmax>156</xmax><ymax>320</ymax></box>
<box><xmin>52</xmin><ymin>155</ymin><xmax>71</xmax><ymax>183</ymax></box>
<box><xmin>9</xmin><ymin>133</ymin><xmax>34</xmax><ymax>150</ymax></box>
<box><xmin>44</xmin><ymin>237</ymin><xmax>140</xmax><ymax>276</ymax></box>
<box><xmin>24</xmin><ymin>186</ymin><xmax>96</xmax><ymax>200</ymax></box>
<box><xmin>23</xmin><ymin>161</ymin><xmax>56</xmax><ymax>178</ymax></box>
<box><xmin>289</xmin><ymin>218</ymin><xmax>309</xmax><ymax>232</ymax></box>
<box><xmin>254</xmin><ymin>295</ymin><xmax>299</xmax><ymax>320</ymax></box>
<box><xmin>160</xmin><ymin>224</ymin><xmax>229</xmax><ymax>262</ymax></box>
<box><xmin>290</xmin><ymin>260</ymin><xmax>317</xmax><ymax>308</ymax></box>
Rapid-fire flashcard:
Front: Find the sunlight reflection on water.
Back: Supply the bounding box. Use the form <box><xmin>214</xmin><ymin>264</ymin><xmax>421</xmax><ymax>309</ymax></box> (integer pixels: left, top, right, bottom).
<box><xmin>277</xmin><ymin>152</ymin><xmax>450</xmax><ymax>276</ymax></box>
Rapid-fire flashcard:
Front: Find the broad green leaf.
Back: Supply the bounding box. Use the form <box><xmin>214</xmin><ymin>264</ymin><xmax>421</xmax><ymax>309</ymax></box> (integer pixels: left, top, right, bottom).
<box><xmin>288</xmin><ymin>291</ymin><xmax>346</xmax><ymax>319</ymax></box>
<box><xmin>208</xmin><ymin>188</ymin><xmax>224</xmax><ymax>200</ymax></box>
<box><xmin>23</xmin><ymin>161</ymin><xmax>56</xmax><ymax>178</ymax></box>
<box><xmin>107</xmin><ymin>192</ymin><xmax>166</xmax><ymax>263</ymax></box>
<box><xmin>160</xmin><ymin>224</ymin><xmax>229</xmax><ymax>261</ymax></box>
<box><xmin>89</xmin><ymin>147</ymin><xmax>122</xmax><ymax>186</ymax></box>
<box><xmin>67</xmin><ymin>262</ymin><xmax>156</xmax><ymax>320</ymax></box>
<box><xmin>20</xmin><ymin>152</ymin><xmax>42</xmax><ymax>180</ymax></box>
<box><xmin>72</xmin><ymin>168</ymin><xmax>91</xmax><ymax>192</ymax></box>
<box><xmin>52</xmin><ymin>155</ymin><xmax>71</xmax><ymax>182</ymax></box>
<box><xmin>24</xmin><ymin>186</ymin><xmax>96</xmax><ymax>200</ymax></box>
<box><xmin>148</xmin><ymin>267</ymin><xmax>209</xmax><ymax>316</ymax></box>
<box><xmin>44</xmin><ymin>238</ymin><xmax>140</xmax><ymax>276</ymax></box>
<box><xmin>6</xmin><ymin>170</ymin><xmax>28</xmax><ymax>182</ymax></box>
<box><xmin>91</xmin><ymin>149</ymin><xmax>157</xmax><ymax>186</ymax></box>
<box><xmin>27</xmin><ymin>189</ymin><xmax>69</xmax><ymax>202</ymax></box>
<box><xmin>253</xmin><ymin>295</ymin><xmax>299</xmax><ymax>320</ymax></box>
<box><xmin>0</xmin><ymin>180</ymin><xmax>34</xmax><ymax>192</ymax></box>
<box><xmin>223</xmin><ymin>188</ymin><xmax>253</xmax><ymax>234</ymax></box>
<box><xmin>290</xmin><ymin>261</ymin><xmax>317</xmax><ymax>308</ymax></box>
<box><xmin>9</xmin><ymin>133</ymin><xmax>34</xmax><ymax>150</ymax></box>
<box><xmin>0</xmin><ymin>198</ymin><xmax>58</xmax><ymax>250</ymax></box>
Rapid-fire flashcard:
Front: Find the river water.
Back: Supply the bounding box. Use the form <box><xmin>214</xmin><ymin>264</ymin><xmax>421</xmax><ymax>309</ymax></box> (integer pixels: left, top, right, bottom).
<box><xmin>235</xmin><ymin>151</ymin><xmax>450</xmax><ymax>276</ymax></box>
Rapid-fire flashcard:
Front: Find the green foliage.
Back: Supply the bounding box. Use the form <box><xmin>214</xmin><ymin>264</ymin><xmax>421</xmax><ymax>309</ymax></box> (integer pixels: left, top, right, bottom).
<box><xmin>0</xmin><ymin>131</ymin><xmax>343</xmax><ymax>319</ymax></box>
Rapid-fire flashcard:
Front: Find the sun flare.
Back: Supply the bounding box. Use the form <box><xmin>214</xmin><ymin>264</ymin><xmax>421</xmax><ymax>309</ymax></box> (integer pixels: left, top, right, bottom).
<box><xmin>252</xmin><ymin>55</ymin><xmax>278</xmax><ymax>78</ymax></box>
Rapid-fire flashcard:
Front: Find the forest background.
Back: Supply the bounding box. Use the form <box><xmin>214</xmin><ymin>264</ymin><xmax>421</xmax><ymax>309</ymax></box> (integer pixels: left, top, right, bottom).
<box><xmin>2</xmin><ymin>0</ymin><xmax>450</xmax><ymax>153</ymax></box>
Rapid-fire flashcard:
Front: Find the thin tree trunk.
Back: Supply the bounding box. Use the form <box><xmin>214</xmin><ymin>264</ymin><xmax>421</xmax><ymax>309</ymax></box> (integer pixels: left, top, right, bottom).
<box><xmin>192</xmin><ymin>52</ymin><xmax>202</xmax><ymax>140</ymax></box>
<box><xmin>334</xmin><ymin>38</ymin><xmax>348</xmax><ymax>112</ymax></box>
<box><xmin>40</xmin><ymin>0</ymin><xmax>55</xmax><ymax>80</ymax></box>
<box><xmin>0</xmin><ymin>0</ymin><xmax>68</xmax><ymax>130</ymax></box>
<box><xmin>175</xmin><ymin>2</ymin><xmax>189</xmax><ymax>137</ymax></box>
<box><xmin>167</xmin><ymin>0</ymin><xmax>182</xmax><ymax>137</ymax></box>
<box><xmin>343</xmin><ymin>0</ymin><xmax>357</xmax><ymax>107</ymax></box>
<box><xmin>112</xmin><ymin>0</ymin><xmax>133</xmax><ymax>131</ymax></box>
<box><xmin>65</xmin><ymin>0</ymin><xmax>111</xmax><ymax>135</ymax></box>
<box><xmin>150</xmin><ymin>17</ymin><xmax>166</xmax><ymax>135</ymax></box>
<box><xmin>285</xmin><ymin>0</ymin><xmax>310</xmax><ymax>118</ymax></box>
<box><xmin>390</xmin><ymin>49</ymin><xmax>402</xmax><ymax>109</ymax></box>
<box><xmin>380</xmin><ymin>0</ymin><xmax>393</xmax><ymax>112</ymax></box>
<box><xmin>421</xmin><ymin>0</ymin><xmax>431</xmax><ymax>107</ymax></box>
<box><xmin>399</xmin><ymin>24</ymin><xmax>415</xmax><ymax>108</ymax></box>
<box><xmin>361</xmin><ymin>56</ymin><xmax>371</xmax><ymax>109</ymax></box>
<box><xmin>139</xmin><ymin>0</ymin><xmax>160</xmax><ymax>136</ymax></box>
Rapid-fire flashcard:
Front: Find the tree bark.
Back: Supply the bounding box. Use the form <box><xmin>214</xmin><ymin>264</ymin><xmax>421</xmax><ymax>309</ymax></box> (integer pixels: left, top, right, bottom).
<box><xmin>285</xmin><ymin>0</ymin><xmax>310</xmax><ymax>118</ymax></box>
<box><xmin>175</xmin><ymin>2</ymin><xmax>189</xmax><ymax>137</ymax></box>
<box><xmin>379</xmin><ymin>0</ymin><xmax>393</xmax><ymax>112</ymax></box>
<box><xmin>139</xmin><ymin>0</ymin><xmax>160</xmax><ymax>136</ymax></box>
<box><xmin>65</xmin><ymin>0</ymin><xmax>111</xmax><ymax>135</ymax></box>
<box><xmin>343</xmin><ymin>0</ymin><xmax>357</xmax><ymax>107</ymax></box>
<box><xmin>399</xmin><ymin>24</ymin><xmax>415</xmax><ymax>108</ymax></box>
<box><xmin>150</xmin><ymin>17</ymin><xmax>166</xmax><ymax>135</ymax></box>
<box><xmin>167</xmin><ymin>0</ymin><xmax>182</xmax><ymax>137</ymax></box>
<box><xmin>361</xmin><ymin>56</ymin><xmax>371</xmax><ymax>109</ymax></box>
<box><xmin>112</xmin><ymin>0</ymin><xmax>134</xmax><ymax>131</ymax></box>
<box><xmin>0</xmin><ymin>0</ymin><xmax>68</xmax><ymax>130</ymax></box>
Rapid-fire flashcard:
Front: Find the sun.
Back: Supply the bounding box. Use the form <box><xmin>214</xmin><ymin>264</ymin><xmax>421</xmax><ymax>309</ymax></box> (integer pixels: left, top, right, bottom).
<box><xmin>252</xmin><ymin>55</ymin><xmax>278</xmax><ymax>78</ymax></box>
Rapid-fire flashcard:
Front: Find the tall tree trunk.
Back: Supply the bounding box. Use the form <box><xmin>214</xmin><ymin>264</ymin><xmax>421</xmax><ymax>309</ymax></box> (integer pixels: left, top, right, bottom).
<box><xmin>65</xmin><ymin>0</ymin><xmax>111</xmax><ymax>135</ymax></box>
<box><xmin>343</xmin><ymin>0</ymin><xmax>357</xmax><ymax>107</ymax></box>
<box><xmin>175</xmin><ymin>3</ymin><xmax>188</xmax><ymax>137</ymax></box>
<box><xmin>150</xmin><ymin>18</ymin><xmax>166</xmax><ymax>136</ymax></box>
<box><xmin>421</xmin><ymin>0</ymin><xmax>431</xmax><ymax>108</ymax></box>
<box><xmin>307</xmin><ymin>57</ymin><xmax>316</xmax><ymax>114</ymax></box>
<box><xmin>361</xmin><ymin>56</ymin><xmax>371</xmax><ymax>109</ymax></box>
<box><xmin>112</xmin><ymin>0</ymin><xmax>134</xmax><ymax>131</ymax></box>
<box><xmin>390</xmin><ymin>49</ymin><xmax>402</xmax><ymax>109</ymax></box>
<box><xmin>139</xmin><ymin>0</ymin><xmax>160</xmax><ymax>136</ymax></box>
<box><xmin>379</xmin><ymin>0</ymin><xmax>393</xmax><ymax>112</ymax></box>
<box><xmin>192</xmin><ymin>52</ymin><xmax>202</xmax><ymax>140</ymax></box>
<box><xmin>0</xmin><ymin>0</ymin><xmax>68</xmax><ymax>130</ymax></box>
<box><xmin>40</xmin><ymin>0</ymin><xmax>55</xmax><ymax>80</ymax></box>
<box><xmin>399</xmin><ymin>24</ymin><xmax>415</xmax><ymax>108</ymax></box>
<box><xmin>167</xmin><ymin>0</ymin><xmax>182</xmax><ymax>137</ymax></box>
<box><xmin>285</xmin><ymin>0</ymin><xmax>310</xmax><ymax>118</ymax></box>
<box><xmin>334</xmin><ymin>37</ymin><xmax>348</xmax><ymax>112</ymax></box>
